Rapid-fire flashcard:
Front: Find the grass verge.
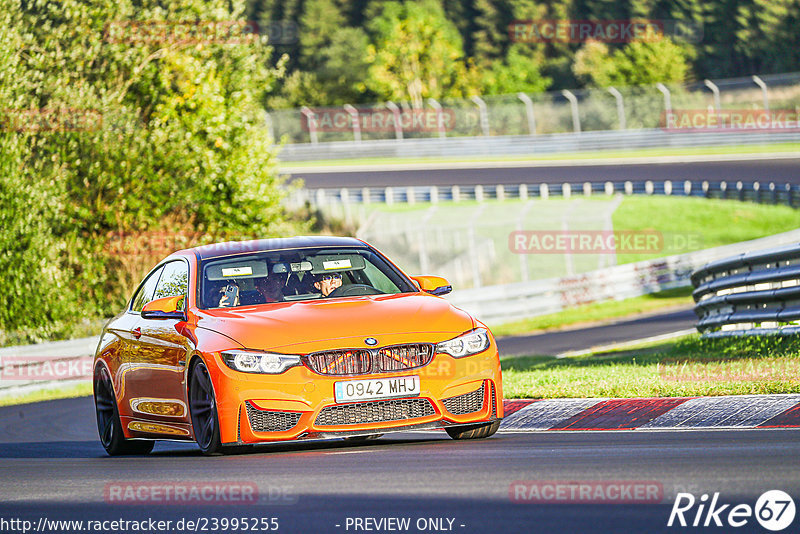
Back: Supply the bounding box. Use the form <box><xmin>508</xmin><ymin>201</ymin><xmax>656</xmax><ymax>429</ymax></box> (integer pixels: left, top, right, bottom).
<box><xmin>501</xmin><ymin>334</ymin><xmax>800</xmax><ymax>398</ymax></box>
<box><xmin>0</xmin><ymin>382</ymin><xmax>92</xmax><ymax>407</ymax></box>
<box><xmin>490</xmin><ymin>286</ymin><xmax>694</xmax><ymax>337</ymax></box>
<box><xmin>279</xmin><ymin>142</ymin><xmax>800</xmax><ymax>168</ymax></box>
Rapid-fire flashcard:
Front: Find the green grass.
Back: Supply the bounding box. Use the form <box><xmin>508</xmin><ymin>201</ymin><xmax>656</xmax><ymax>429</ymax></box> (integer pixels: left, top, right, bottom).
<box><xmin>501</xmin><ymin>334</ymin><xmax>800</xmax><ymax>398</ymax></box>
<box><xmin>612</xmin><ymin>196</ymin><xmax>800</xmax><ymax>264</ymax></box>
<box><xmin>491</xmin><ymin>286</ymin><xmax>694</xmax><ymax>337</ymax></box>
<box><xmin>0</xmin><ymin>382</ymin><xmax>92</xmax><ymax>407</ymax></box>
<box><xmin>279</xmin><ymin>142</ymin><xmax>800</xmax><ymax>167</ymax></box>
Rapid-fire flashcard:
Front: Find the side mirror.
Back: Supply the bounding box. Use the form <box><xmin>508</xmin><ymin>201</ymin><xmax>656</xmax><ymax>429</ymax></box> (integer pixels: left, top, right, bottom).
<box><xmin>410</xmin><ymin>275</ymin><xmax>452</xmax><ymax>296</ymax></box>
<box><xmin>142</xmin><ymin>295</ymin><xmax>186</xmax><ymax>320</ymax></box>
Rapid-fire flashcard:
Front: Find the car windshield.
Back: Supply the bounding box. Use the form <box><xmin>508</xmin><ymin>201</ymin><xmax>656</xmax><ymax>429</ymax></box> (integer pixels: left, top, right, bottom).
<box><xmin>199</xmin><ymin>247</ymin><xmax>416</xmax><ymax>309</ymax></box>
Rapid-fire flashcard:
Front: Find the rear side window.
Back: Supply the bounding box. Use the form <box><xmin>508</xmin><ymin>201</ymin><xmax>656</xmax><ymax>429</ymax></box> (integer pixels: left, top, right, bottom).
<box><xmin>131</xmin><ymin>265</ymin><xmax>164</xmax><ymax>312</ymax></box>
<box><xmin>154</xmin><ymin>261</ymin><xmax>189</xmax><ymax>311</ymax></box>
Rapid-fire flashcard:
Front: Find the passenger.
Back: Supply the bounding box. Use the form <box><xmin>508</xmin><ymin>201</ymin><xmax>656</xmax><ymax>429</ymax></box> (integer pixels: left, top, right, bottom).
<box><xmin>253</xmin><ymin>276</ymin><xmax>284</xmax><ymax>303</ymax></box>
<box><xmin>314</xmin><ymin>272</ymin><xmax>342</xmax><ymax>297</ymax></box>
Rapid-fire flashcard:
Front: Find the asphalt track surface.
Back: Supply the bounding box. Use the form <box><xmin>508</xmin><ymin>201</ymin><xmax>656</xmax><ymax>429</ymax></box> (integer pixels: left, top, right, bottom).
<box><xmin>288</xmin><ymin>157</ymin><xmax>800</xmax><ymax>189</ymax></box>
<box><xmin>496</xmin><ymin>307</ymin><xmax>697</xmax><ymax>357</ymax></box>
<box><xmin>2</xmin><ymin>396</ymin><xmax>800</xmax><ymax>534</ymax></box>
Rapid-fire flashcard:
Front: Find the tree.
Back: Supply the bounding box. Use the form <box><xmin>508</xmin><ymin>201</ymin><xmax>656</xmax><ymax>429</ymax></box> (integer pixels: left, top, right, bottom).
<box><xmin>365</xmin><ymin>0</ymin><xmax>479</xmax><ymax>107</ymax></box>
<box><xmin>574</xmin><ymin>37</ymin><xmax>689</xmax><ymax>87</ymax></box>
<box><xmin>1</xmin><ymin>0</ymin><xmax>297</xmax><ymax>336</ymax></box>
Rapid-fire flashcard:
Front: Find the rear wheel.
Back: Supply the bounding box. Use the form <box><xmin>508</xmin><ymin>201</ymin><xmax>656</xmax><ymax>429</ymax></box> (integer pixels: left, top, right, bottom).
<box><xmin>445</xmin><ymin>420</ymin><xmax>501</xmax><ymax>440</ymax></box>
<box><xmin>189</xmin><ymin>359</ymin><xmax>223</xmax><ymax>455</ymax></box>
<box><xmin>94</xmin><ymin>366</ymin><xmax>154</xmax><ymax>456</ymax></box>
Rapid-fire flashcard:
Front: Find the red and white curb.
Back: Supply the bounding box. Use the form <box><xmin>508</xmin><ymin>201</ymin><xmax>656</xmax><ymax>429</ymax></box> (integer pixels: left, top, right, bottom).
<box><xmin>500</xmin><ymin>394</ymin><xmax>800</xmax><ymax>431</ymax></box>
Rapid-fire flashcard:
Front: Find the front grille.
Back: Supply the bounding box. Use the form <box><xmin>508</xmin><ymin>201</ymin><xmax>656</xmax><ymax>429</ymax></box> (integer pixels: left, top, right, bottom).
<box><xmin>442</xmin><ymin>382</ymin><xmax>486</xmax><ymax>415</ymax></box>
<box><xmin>304</xmin><ymin>350</ymin><xmax>371</xmax><ymax>375</ymax></box>
<box><xmin>314</xmin><ymin>398</ymin><xmax>435</xmax><ymax>426</ymax></box>
<box><xmin>304</xmin><ymin>344</ymin><xmax>434</xmax><ymax>376</ymax></box>
<box><xmin>245</xmin><ymin>402</ymin><xmax>302</xmax><ymax>433</ymax></box>
<box><xmin>375</xmin><ymin>344</ymin><xmax>433</xmax><ymax>372</ymax></box>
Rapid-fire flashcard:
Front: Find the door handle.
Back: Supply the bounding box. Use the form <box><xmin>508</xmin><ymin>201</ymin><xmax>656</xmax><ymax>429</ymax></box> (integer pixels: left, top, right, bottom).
<box><xmin>132</xmin><ymin>327</ymin><xmax>142</xmax><ymax>339</ymax></box>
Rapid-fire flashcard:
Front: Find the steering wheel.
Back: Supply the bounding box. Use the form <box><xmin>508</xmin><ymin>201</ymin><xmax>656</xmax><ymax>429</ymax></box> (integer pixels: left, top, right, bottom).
<box><xmin>328</xmin><ymin>284</ymin><xmax>384</xmax><ymax>297</ymax></box>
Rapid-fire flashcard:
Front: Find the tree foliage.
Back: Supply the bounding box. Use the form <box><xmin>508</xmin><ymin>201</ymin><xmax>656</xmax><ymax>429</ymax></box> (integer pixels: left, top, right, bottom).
<box><xmin>0</xmin><ymin>0</ymin><xmax>298</xmax><ymax>339</ymax></box>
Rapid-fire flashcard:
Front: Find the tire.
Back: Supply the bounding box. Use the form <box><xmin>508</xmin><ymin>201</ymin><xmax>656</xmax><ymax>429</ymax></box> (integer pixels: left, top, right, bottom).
<box><xmin>445</xmin><ymin>420</ymin><xmax>501</xmax><ymax>440</ymax></box>
<box><xmin>189</xmin><ymin>359</ymin><xmax>223</xmax><ymax>455</ymax></box>
<box><xmin>94</xmin><ymin>366</ymin><xmax>154</xmax><ymax>456</ymax></box>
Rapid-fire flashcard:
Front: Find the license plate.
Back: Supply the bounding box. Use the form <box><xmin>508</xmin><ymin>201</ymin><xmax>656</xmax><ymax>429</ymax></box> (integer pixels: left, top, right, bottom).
<box><xmin>334</xmin><ymin>375</ymin><xmax>420</xmax><ymax>403</ymax></box>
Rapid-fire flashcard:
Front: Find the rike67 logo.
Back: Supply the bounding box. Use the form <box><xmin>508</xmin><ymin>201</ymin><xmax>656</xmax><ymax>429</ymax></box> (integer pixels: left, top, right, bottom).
<box><xmin>668</xmin><ymin>490</ymin><xmax>796</xmax><ymax>531</ymax></box>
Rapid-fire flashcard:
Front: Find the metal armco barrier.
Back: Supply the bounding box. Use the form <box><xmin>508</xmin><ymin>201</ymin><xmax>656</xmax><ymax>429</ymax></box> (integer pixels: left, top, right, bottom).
<box><xmin>448</xmin><ymin>229</ymin><xmax>800</xmax><ymax>325</ymax></box>
<box><xmin>692</xmin><ymin>242</ymin><xmax>800</xmax><ymax>336</ymax></box>
<box><xmin>291</xmin><ymin>179</ymin><xmax>800</xmax><ymax>209</ymax></box>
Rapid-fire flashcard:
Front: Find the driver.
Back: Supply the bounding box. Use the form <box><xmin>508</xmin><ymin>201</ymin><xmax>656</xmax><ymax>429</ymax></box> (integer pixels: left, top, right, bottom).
<box><xmin>314</xmin><ymin>272</ymin><xmax>342</xmax><ymax>297</ymax></box>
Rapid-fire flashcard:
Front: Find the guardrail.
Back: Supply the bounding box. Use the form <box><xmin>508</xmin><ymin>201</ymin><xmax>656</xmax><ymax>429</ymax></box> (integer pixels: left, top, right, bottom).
<box><xmin>692</xmin><ymin>242</ymin><xmax>800</xmax><ymax>336</ymax></box>
<box><xmin>290</xmin><ymin>179</ymin><xmax>800</xmax><ymax>209</ymax></box>
<box><xmin>449</xmin><ymin>229</ymin><xmax>800</xmax><ymax>326</ymax></box>
<box><xmin>0</xmin><ymin>337</ymin><xmax>98</xmax><ymax>398</ymax></box>
<box><xmin>279</xmin><ymin>129</ymin><xmax>800</xmax><ymax>161</ymax></box>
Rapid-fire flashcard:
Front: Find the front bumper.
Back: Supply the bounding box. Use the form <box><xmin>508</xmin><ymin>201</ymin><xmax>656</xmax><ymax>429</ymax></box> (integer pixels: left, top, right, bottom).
<box><xmin>207</xmin><ymin>346</ymin><xmax>503</xmax><ymax>444</ymax></box>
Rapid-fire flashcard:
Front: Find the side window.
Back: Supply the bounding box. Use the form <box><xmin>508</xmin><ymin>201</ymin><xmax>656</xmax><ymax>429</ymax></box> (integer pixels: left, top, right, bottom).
<box><xmin>153</xmin><ymin>261</ymin><xmax>189</xmax><ymax>310</ymax></box>
<box><xmin>131</xmin><ymin>265</ymin><xmax>165</xmax><ymax>312</ymax></box>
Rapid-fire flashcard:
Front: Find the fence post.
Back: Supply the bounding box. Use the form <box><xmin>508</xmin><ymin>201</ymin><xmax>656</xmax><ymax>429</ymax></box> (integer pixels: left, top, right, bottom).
<box><xmin>406</xmin><ymin>187</ymin><xmax>416</xmax><ymax>205</ymax></box>
<box><xmin>752</xmin><ymin>75</ymin><xmax>770</xmax><ymax>111</ymax></box>
<box><xmin>343</xmin><ymin>104</ymin><xmax>361</xmax><ymax>143</ymax></box>
<box><xmin>452</xmin><ymin>185</ymin><xmax>460</xmax><ymax>203</ymax></box>
<box><xmin>702</xmin><ymin>181</ymin><xmax>710</xmax><ymax>198</ymax></box>
<box><xmin>428</xmin><ymin>98</ymin><xmax>446</xmax><ymax>138</ymax></box>
<box><xmin>704</xmin><ymin>80</ymin><xmax>722</xmax><ymax>128</ymax></box>
<box><xmin>475</xmin><ymin>184</ymin><xmax>485</xmax><ymax>202</ymax></box>
<box><xmin>684</xmin><ymin>180</ymin><xmax>692</xmax><ymax>195</ymax></box>
<box><xmin>385</xmin><ymin>101</ymin><xmax>404</xmax><ymax>140</ymax></box>
<box><xmin>562</xmin><ymin>90</ymin><xmax>581</xmax><ymax>133</ymax></box>
<box><xmin>736</xmin><ymin>181</ymin><xmax>744</xmax><ymax>201</ymax></box>
<box><xmin>656</xmin><ymin>83</ymin><xmax>672</xmax><ymax>117</ymax></box>
<box><xmin>664</xmin><ymin>180</ymin><xmax>672</xmax><ymax>195</ymax></box>
<box><xmin>720</xmin><ymin>181</ymin><xmax>728</xmax><ymax>199</ymax></box>
<box><xmin>519</xmin><ymin>183</ymin><xmax>528</xmax><ymax>201</ymax></box>
<box><xmin>300</xmin><ymin>106</ymin><xmax>318</xmax><ymax>144</ymax></box>
<box><xmin>540</xmin><ymin>183</ymin><xmax>549</xmax><ymax>200</ymax></box>
<box><xmin>645</xmin><ymin>181</ymin><xmax>654</xmax><ymax>194</ymax></box>
<box><xmin>471</xmin><ymin>95</ymin><xmax>490</xmax><ymax>136</ymax></box>
<box><xmin>562</xmin><ymin>183</ymin><xmax>572</xmax><ymax>199</ymax></box>
<box><xmin>583</xmin><ymin>182</ymin><xmax>592</xmax><ymax>196</ymax></box>
<box><xmin>361</xmin><ymin>187</ymin><xmax>371</xmax><ymax>205</ymax></box>
<box><xmin>315</xmin><ymin>188</ymin><xmax>326</xmax><ymax>207</ymax></box>
<box><xmin>786</xmin><ymin>183</ymin><xmax>794</xmax><ymax>207</ymax></box>
<box><xmin>517</xmin><ymin>93</ymin><xmax>537</xmax><ymax>135</ymax></box>
<box><xmin>753</xmin><ymin>181</ymin><xmax>761</xmax><ymax>203</ymax></box>
<box><xmin>385</xmin><ymin>187</ymin><xmax>394</xmax><ymax>205</ymax></box>
<box><xmin>607</xmin><ymin>87</ymin><xmax>626</xmax><ymax>130</ymax></box>
<box><xmin>624</xmin><ymin>181</ymin><xmax>633</xmax><ymax>195</ymax></box>
<box><xmin>496</xmin><ymin>184</ymin><xmax>505</xmax><ymax>201</ymax></box>
<box><xmin>264</xmin><ymin>111</ymin><xmax>275</xmax><ymax>141</ymax></box>
<box><xmin>605</xmin><ymin>181</ymin><xmax>614</xmax><ymax>195</ymax></box>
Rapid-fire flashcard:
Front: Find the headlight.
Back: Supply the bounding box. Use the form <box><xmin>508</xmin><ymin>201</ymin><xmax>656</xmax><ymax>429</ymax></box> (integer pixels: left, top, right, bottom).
<box><xmin>220</xmin><ymin>350</ymin><xmax>301</xmax><ymax>374</ymax></box>
<box><xmin>435</xmin><ymin>328</ymin><xmax>490</xmax><ymax>358</ymax></box>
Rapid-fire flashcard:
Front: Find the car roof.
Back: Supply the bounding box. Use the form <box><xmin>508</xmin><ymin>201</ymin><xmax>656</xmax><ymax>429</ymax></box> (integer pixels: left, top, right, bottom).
<box><xmin>185</xmin><ymin>236</ymin><xmax>367</xmax><ymax>260</ymax></box>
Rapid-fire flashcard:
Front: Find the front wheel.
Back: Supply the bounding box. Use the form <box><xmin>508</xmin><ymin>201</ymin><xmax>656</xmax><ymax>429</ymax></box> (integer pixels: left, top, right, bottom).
<box><xmin>445</xmin><ymin>420</ymin><xmax>501</xmax><ymax>440</ymax></box>
<box><xmin>189</xmin><ymin>359</ymin><xmax>223</xmax><ymax>455</ymax></box>
<box><xmin>94</xmin><ymin>366</ymin><xmax>154</xmax><ymax>456</ymax></box>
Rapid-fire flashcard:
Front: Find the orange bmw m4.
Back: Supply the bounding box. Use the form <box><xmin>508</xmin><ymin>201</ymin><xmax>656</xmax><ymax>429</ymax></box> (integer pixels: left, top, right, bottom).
<box><xmin>93</xmin><ymin>236</ymin><xmax>503</xmax><ymax>455</ymax></box>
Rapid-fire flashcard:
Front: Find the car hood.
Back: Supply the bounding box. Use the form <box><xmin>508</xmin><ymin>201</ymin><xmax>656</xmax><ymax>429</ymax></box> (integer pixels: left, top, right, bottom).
<box><xmin>195</xmin><ymin>293</ymin><xmax>475</xmax><ymax>352</ymax></box>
